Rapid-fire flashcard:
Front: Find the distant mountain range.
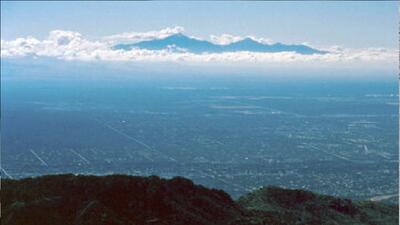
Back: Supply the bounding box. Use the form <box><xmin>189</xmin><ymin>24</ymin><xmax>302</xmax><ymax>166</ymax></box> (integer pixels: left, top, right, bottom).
<box><xmin>114</xmin><ymin>33</ymin><xmax>327</xmax><ymax>55</ymax></box>
<box><xmin>2</xmin><ymin>174</ymin><xmax>397</xmax><ymax>225</ymax></box>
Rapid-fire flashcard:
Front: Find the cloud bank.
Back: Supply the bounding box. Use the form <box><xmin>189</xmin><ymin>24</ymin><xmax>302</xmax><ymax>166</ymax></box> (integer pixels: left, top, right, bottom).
<box><xmin>103</xmin><ymin>26</ymin><xmax>185</xmax><ymax>44</ymax></box>
<box><xmin>1</xmin><ymin>27</ymin><xmax>397</xmax><ymax>71</ymax></box>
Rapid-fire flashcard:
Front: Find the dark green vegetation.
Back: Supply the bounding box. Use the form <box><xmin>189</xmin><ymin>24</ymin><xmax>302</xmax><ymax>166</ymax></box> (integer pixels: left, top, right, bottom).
<box><xmin>237</xmin><ymin>187</ymin><xmax>398</xmax><ymax>225</ymax></box>
<box><xmin>2</xmin><ymin>174</ymin><xmax>398</xmax><ymax>225</ymax></box>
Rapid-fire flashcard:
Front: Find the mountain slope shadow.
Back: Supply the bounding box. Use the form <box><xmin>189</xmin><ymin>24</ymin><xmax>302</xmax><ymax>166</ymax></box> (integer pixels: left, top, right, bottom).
<box><xmin>1</xmin><ymin>174</ymin><xmax>398</xmax><ymax>225</ymax></box>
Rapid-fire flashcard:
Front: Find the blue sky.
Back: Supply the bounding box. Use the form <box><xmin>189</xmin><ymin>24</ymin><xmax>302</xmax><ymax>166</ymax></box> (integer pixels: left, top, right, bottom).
<box><xmin>1</xmin><ymin>1</ymin><xmax>397</xmax><ymax>48</ymax></box>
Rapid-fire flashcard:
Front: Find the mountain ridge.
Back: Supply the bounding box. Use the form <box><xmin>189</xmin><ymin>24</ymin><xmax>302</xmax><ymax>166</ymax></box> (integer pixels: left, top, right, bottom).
<box><xmin>114</xmin><ymin>33</ymin><xmax>327</xmax><ymax>55</ymax></box>
<box><xmin>2</xmin><ymin>174</ymin><xmax>398</xmax><ymax>225</ymax></box>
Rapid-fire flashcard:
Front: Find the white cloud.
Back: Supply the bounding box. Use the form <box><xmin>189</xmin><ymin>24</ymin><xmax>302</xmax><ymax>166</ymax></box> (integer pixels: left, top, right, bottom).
<box><xmin>1</xmin><ymin>37</ymin><xmax>41</xmax><ymax>57</ymax></box>
<box><xmin>103</xmin><ymin>26</ymin><xmax>184</xmax><ymax>44</ymax></box>
<box><xmin>246</xmin><ymin>36</ymin><xmax>274</xmax><ymax>45</ymax></box>
<box><xmin>210</xmin><ymin>34</ymin><xmax>273</xmax><ymax>45</ymax></box>
<box><xmin>210</xmin><ymin>34</ymin><xmax>244</xmax><ymax>45</ymax></box>
<box><xmin>1</xmin><ymin>28</ymin><xmax>397</xmax><ymax>71</ymax></box>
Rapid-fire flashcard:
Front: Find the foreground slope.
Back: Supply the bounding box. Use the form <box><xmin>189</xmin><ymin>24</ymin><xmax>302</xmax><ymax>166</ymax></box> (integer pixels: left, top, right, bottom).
<box><xmin>1</xmin><ymin>174</ymin><xmax>398</xmax><ymax>225</ymax></box>
<box><xmin>237</xmin><ymin>186</ymin><xmax>398</xmax><ymax>225</ymax></box>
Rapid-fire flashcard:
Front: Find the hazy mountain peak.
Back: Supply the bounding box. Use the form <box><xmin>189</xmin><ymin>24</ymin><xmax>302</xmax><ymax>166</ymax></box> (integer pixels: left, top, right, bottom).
<box><xmin>114</xmin><ymin>33</ymin><xmax>327</xmax><ymax>54</ymax></box>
